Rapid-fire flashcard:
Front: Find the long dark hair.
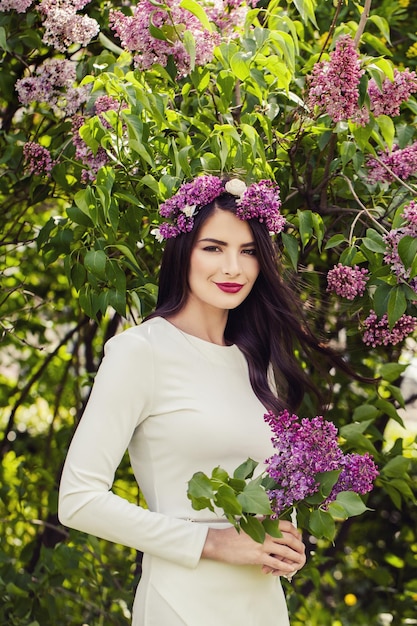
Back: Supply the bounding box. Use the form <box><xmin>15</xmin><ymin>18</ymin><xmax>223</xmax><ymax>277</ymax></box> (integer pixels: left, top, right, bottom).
<box><xmin>148</xmin><ymin>193</ymin><xmax>366</xmax><ymax>413</ymax></box>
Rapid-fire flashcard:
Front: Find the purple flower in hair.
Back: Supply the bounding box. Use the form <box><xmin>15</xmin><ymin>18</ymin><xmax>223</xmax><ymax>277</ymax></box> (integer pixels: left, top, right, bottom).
<box><xmin>236</xmin><ymin>180</ymin><xmax>285</xmax><ymax>234</ymax></box>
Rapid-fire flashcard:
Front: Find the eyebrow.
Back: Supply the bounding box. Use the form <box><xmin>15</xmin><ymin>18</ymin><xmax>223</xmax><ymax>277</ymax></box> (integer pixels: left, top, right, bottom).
<box><xmin>198</xmin><ymin>237</ymin><xmax>256</xmax><ymax>247</ymax></box>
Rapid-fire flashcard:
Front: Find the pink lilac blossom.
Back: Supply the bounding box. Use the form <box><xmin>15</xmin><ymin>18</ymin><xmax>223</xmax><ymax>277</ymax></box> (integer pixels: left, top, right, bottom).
<box><xmin>15</xmin><ymin>58</ymin><xmax>89</xmax><ymax>117</ymax></box>
<box><xmin>23</xmin><ymin>142</ymin><xmax>55</xmax><ymax>175</ymax></box>
<box><xmin>39</xmin><ymin>0</ymin><xmax>99</xmax><ymax>52</ymax></box>
<box><xmin>368</xmin><ymin>68</ymin><xmax>417</xmax><ymax>117</ymax></box>
<box><xmin>383</xmin><ymin>201</ymin><xmax>417</xmax><ymax>294</ymax></box>
<box><xmin>93</xmin><ymin>95</ymin><xmax>127</xmax><ymax>128</ymax></box>
<box><xmin>109</xmin><ymin>0</ymin><xmax>220</xmax><ymax>76</ymax></box>
<box><xmin>0</xmin><ymin>0</ymin><xmax>33</xmax><ymax>11</ymax></box>
<box><xmin>236</xmin><ymin>180</ymin><xmax>285</xmax><ymax>234</ymax></box>
<box><xmin>307</xmin><ymin>34</ymin><xmax>363</xmax><ymax>123</ymax></box>
<box><xmin>327</xmin><ymin>263</ymin><xmax>369</xmax><ymax>299</ymax></box>
<box><xmin>205</xmin><ymin>0</ymin><xmax>257</xmax><ymax>34</ymax></box>
<box><xmin>72</xmin><ymin>115</ymin><xmax>108</xmax><ymax>182</ymax></box>
<box><xmin>367</xmin><ymin>143</ymin><xmax>417</xmax><ymax>184</ymax></box>
<box><xmin>264</xmin><ymin>410</ymin><xmax>378</xmax><ymax>516</ymax></box>
<box><xmin>362</xmin><ymin>310</ymin><xmax>417</xmax><ymax>347</ymax></box>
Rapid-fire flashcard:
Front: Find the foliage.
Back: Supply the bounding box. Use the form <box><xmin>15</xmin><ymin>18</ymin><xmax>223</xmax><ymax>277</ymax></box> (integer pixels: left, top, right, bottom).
<box><xmin>1</xmin><ymin>0</ymin><xmax>417</xmax><ymax>624</ymax></box>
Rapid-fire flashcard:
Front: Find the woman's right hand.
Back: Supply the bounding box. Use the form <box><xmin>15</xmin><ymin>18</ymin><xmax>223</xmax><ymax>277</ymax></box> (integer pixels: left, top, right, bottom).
<box><xmin>201</xmin><ymin>520</ymin><xmax>306</xmax><ymax>577</ymax></box>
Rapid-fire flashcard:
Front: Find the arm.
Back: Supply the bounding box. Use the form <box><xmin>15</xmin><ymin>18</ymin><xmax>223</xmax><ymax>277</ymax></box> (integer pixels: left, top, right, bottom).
<box><xmin>58</xmin><ymin>330</ymin><xmax>208</xmax><ymax>568</ymax></box>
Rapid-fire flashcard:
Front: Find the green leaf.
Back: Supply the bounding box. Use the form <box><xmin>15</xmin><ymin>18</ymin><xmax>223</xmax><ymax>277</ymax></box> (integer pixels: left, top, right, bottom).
<box><xmin>281</xmin><ymin>232</ymin><xmax>299</xmax><ymax>270</ymax></box>
<box><xmin>324</xmin><ymin>234</ymin><xmax>346</xmax><ymax>250</ymax></box>
<box><xmin>368</xmin><ymin>16</ymin><xmax>391</xmax><ymax>45</ymax></box>
<box><xmin>237</xmin><ymin>479</ymin><xmax>273</xmax><ymax>515</ymax></box>
<box><xmin>376</xmin><ymin>115</ymin><xmax>395</xmax><ymax>150</ymax></box>
<box><xmin>373</xmin><ymin>283</ymin><xmax>391</xmax><ymax>317</ymax></box>
<box><xmin>381</xmin><ymin>456</ymin><xmax>410</xmax><ymax>479</ymax></box>
<box><xmin>397</xmin><ymin>235</ymin><xmax>417</xmax><ymax>270</ymax></box>
<box><xmin>233</xmin><ymin>458</ymin><xmax>258</xmax><ymax>480</ymax></box>
<box><xmin>230</xmin><ymin>51</ymin><xmax>252</xmax><ymax>81</ymax></box>
<box><xmin>84</xmin><ymin>250</ymin><xmax>107</xmax><ymax>280</ymax></box>
<box><xmin>378</xmin><ymin>362</ymin><xmax>408</xmax><ymax>383</ymax></box>
<box><xmin>387</xmin><ymin>286</ymin><xmax>407</xmax><ymax>328</ymax></box>
<box><xmin>297</xmin><ymin>209</ymin><xmax>313</xmax><ymax>250</ymax></box>
<box><xmin>240</xmin><ymin>515</ymin><xmax>266</xmax><ymax>543</ymax></box>
<box><xmin>309</xmin><ymin>509</ymin><xmax>336</xmax><ymax>541</ymax></box>
<box><xmin>362</xmin><ymin>228</ymin><xmax>386</xmax><ymax>254</ymax></box>
<box><xmin>180</xmin><ymin>0</ymin><xmax>212</xmax><ymax>31</ymax></box>
<box><xmin>215</xmin><ymin>485</ymin><xmax>243</xmax><ymax>516</ymax></box>
<box><xmin>333</xmin><ymin>491</ymin><xmax>370</xmax><ymax>517</ymax></box>
<box><xmin>187</xmin><ymin>472</ymin><xmax>214</xmax><ymax>498</ymax></box>
<box><xmin>0</xmin><ymin>27</ymin><xmax>10</xmax><ymax>53</ymax></box>
<box><xmin>262</xmin><ymin>517</ymin><xmax>282</xmax><ymax>538</ymax></box>
<box><xmin>352</xmin><ymin>404</ymin><xmax>379</xmax><ymax>422</ymax></box>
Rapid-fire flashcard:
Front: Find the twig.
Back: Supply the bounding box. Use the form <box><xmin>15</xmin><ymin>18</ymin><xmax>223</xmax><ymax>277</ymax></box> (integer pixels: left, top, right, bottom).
<box><xmin>372</xmin><ymin>155</ymin><xmax>417</xmax><ymax>195</ymax></box>
<box><xmin>341</xmin><ymin>173</ymin><xmax>390</xmax><ymax>234</ymax></box>
<box><xmin>354</xmin><ymin>0</ymin><xmax>373</xmax><ymax>48</ymax></box>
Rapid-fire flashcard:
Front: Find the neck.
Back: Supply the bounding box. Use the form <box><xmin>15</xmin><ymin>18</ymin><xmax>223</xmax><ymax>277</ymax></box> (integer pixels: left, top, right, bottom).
<box><xmin>166</xmin><ymin>301</ymin><xmax>229</xmax><ymax>346</ymax></box>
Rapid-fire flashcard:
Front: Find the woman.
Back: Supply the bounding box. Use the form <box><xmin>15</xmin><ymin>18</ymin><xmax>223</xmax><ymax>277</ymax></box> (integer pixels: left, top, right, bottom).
<box><xmin>59</xmin><ymin>175</ymin><xmax>338</xmax><ymax>625</ymax></box>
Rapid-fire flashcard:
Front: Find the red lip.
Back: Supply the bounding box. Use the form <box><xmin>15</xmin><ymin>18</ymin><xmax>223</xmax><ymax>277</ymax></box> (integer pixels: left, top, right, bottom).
<box><xmin>215</xmin><ymin>282</ymin><xmax>244</xmax><ymax>293</ymax></box>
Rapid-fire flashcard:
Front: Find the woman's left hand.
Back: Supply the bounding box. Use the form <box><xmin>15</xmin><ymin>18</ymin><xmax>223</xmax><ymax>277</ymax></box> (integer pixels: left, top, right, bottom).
<box><xmin>261</xmin><ymin>520</ymin><xmax>306</xmax><ymax>577</ymax></box>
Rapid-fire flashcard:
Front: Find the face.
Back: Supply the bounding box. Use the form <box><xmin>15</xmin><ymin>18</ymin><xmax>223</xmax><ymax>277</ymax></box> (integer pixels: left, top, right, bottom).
<box><xmin>187</xmin><ymin>208</ymin><xmax>260</xmax><ymax>314</ymax></box>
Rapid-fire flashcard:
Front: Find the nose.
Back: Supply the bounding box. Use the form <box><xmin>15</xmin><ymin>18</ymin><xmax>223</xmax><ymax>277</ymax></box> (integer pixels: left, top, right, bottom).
<box><xmin>222</xmin><ymin>252</ymin><xmax>242</xmax><ymax>277</ymax></box>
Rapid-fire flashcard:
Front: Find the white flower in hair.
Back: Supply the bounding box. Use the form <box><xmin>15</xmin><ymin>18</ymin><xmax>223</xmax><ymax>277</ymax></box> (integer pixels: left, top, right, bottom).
<box><xmin>181</xmin><ymin>204</ymin><xmax>197</xmax><ymax>217</ymax></box>
<box><xmin>225</xmin><ymin>179</ymin><xmax>247</xmax><ymax>197</ymax></box>
<box><xmin>151</xmin><ymin>228</ymin><xmax>164</xmax><ymax>243</ymax></box>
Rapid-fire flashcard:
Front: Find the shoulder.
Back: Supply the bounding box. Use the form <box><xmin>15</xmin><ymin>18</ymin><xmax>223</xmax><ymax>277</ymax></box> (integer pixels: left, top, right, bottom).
<box><xmin>103</xmin><ymin>317</ymin><xmax>172</xmax><ymax>358</ymax></box>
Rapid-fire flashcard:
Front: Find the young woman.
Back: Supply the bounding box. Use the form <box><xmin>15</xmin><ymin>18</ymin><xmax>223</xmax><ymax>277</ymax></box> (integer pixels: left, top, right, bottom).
<box><xmin>59</xmin><ymin>175</ymin><xmax>342</xmax><ymax>625</ymax></box>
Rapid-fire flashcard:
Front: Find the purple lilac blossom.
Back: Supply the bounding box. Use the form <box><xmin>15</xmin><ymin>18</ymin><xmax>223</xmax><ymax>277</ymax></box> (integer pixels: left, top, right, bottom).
<box><xmin>15</xmin><ymin>58</ymin><xmax>89</xmax><ymax>117</ymax></box>
<box><xmin>327</xmin><ymin>263</ymin><xmax>369</xmax><ymax>299</ymax></box>
<box><xmin>236</xmin><ymin>180</ymin><xmax>285</xmax><ymax>234</ymax></box>
<box><xmin>109</xmin><ymin>0</ymin><xmax>220</xmax><ymax>76</ymax></box>
<box><xmin>368</xmin><ymin>69</ymin><xmax>417</xmax><ymax>117</ymax></box>
<box><xmin>383</xmin><ymin>201</ymin><xmax>417</xmax><ymax>294</ymax></box>
<box><xmin>0</xmin><ymin>0</ymin><xmax>33</xmax><ymax>11</ymax></box>
<box><xmin>263</xmin><ymin>410</ymin><xmax>378</xmax><ymax>516</ymax></box>
<box><xmin>205</xmin><ymin>0</ymin><xmax>257</xmax><ymax>34</ymax></box>
<box><xmin>39</xmin><ymin>0</ymin><xmax>99</xmax><ymax>51</ymax></box>
<box><xmin>367</xmin><ymin>143</ymin><xmax>417</xmax><ymax>184</ymax></box>
<box><xmin>71</xmin><ymin>115</ymin><xmax>108</xmax><ymax>182</ymax></box>
<box><xmin>23</xmin><ymin>142</ymin><xmax>55</xmax><ymax>175</ymax></box>
<box><xmin>327</xmin><ymin>453</ymin><xmax>379</xmax><ymax>501</ymax></box>
<box><xmin>307</xmin><ymin>34</ymin><xmax>363</xmax><ymax>123</ymax></box>
<box><xmin>362</xmin><ymin>310</ymin><xmax>417</xmax><ymax>347</ymax></box>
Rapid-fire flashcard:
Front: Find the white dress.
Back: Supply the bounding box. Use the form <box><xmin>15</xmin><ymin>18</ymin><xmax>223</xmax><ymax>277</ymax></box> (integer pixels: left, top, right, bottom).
<box><xmin>58</xmin><ymin>316</ymin><xmax>290</xmax><ymax>626</ymax></box>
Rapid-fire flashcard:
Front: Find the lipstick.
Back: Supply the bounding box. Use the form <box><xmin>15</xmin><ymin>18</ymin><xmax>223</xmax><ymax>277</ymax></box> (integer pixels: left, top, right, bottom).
<box><xmin>215</xmin><ymin>283</ymin><xmax>244</xmax><ymax>293</ymax></box>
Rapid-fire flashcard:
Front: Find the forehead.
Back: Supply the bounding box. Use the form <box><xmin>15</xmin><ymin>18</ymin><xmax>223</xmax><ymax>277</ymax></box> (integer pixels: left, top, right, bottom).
<box><xmin>196</xmin><ymin>209</ymin><xmax>254</xmax><ymax>243</ymax></box>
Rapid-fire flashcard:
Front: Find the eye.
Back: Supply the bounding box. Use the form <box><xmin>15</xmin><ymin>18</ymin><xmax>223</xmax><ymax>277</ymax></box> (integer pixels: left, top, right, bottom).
<box><xmin>203</xmin><ymin>245</ymin><xmax>221</xmax><ymax>252</ymax></box>
<box><xmin>242</xmin><ymin>248</ymin><xmax>257</xmax><ymax>256</ymax></box>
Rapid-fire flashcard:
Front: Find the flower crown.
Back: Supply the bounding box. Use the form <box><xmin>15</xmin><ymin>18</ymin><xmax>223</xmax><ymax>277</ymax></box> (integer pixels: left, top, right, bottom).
<box><xmin>151</xmin><ymin>175</ymin><xmax>285</xmax><ymax>241</ymax></box>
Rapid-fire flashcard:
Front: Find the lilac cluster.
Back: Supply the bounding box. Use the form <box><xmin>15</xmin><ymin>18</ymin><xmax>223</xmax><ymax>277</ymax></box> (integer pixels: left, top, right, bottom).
<box><xmin>93</xmin><ymin>94</ymin><xmax>127</xmax><ymax>129</ymax></box>
<box><xmin>367</xmin><ymin>143</ymin><xmax>417</xmax><ymax>184</ymax></box>
<box><xmin>23</xmin><ymin>142</ymin><xmax>55</xmax><ymax>175</ymax></box>
<box><xmin>109</xmin><ymin>0</ymin><xmax>220</xmax><ymax>76</ymax></box>
<box><xmin>368</xmin><ymin>69</ymin><xmax>417</xmax><ymax>117</ymax></box>
<box><xmin>0</xmin><ymin>0</ymin><xmax>33</xmax><ymax>11</ymax></box>
<box><xmin>328</xmin><ymin>453</ymin><xmax>379</xmax><ymax>501</ymax></box>
<box><xmin>383</xmin><ymin>201</ymin><xmax>417</xmax><ymax>294</ymax></box>
<box><xmin>264</xmin><ymin>410</ymin><xmax>378</xmax><ymax>516</ymax></box>
<box><xmin>71</xmin><ymin>115</ymin><xmax>108</xmax><ymax>182</ymax></box>
<box><xmin>157</xmin><ymin>175</ymin><xmax>224</xmax><ymax>238</ymax></box>
<box><xmin>362</xmin><ymin>310</ymin><xmax>417</xmax><ymax>347</ymax></box>
<box><xmin>15</xmin><ymin>58</ymin><xmax>89</xmax><ymax>117</ymax></box>
<box><xmin>307</xmin><ymin>35</ymin><xmax>363</xmax><ymax>123</ymax></box>
<box><xmin>236</xmin><ymin>180</ymin><xmax>285</xmax><ymax>234</ymax></box>
<box><xmin>206</xmin><ymin>0</ymin><xmax>258</xmax><ymax>34</ymax></box>
<box><xmin>39</xmin><ymin>0</ymin><xmax>99</xmax><ymax>52</ymax></box>
<box><xmin>327</xmin><ymin>263</ymin><xmax>369</xmax><ymax>300</ymax></box>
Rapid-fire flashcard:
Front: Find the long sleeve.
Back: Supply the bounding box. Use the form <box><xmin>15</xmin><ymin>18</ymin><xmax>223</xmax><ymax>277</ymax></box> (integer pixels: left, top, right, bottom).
<box><xmin>58</xmin><ymin>329</ymin><xmax>208</xmax><ymax>569</ymax></box>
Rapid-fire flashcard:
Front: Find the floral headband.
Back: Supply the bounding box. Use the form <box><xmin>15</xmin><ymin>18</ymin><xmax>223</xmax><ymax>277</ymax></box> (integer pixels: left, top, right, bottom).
<box><xmin>151</xmin><ymin>175</ymin><xmax>285</xmax><ymax>241</ymax></box>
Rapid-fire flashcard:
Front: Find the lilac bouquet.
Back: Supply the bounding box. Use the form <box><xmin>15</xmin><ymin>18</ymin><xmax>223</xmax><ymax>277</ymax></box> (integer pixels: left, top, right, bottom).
<box><xmin>187</xmin><ymin>410</ymin><xmax>379</xmax><ymax>543</ymax></box>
